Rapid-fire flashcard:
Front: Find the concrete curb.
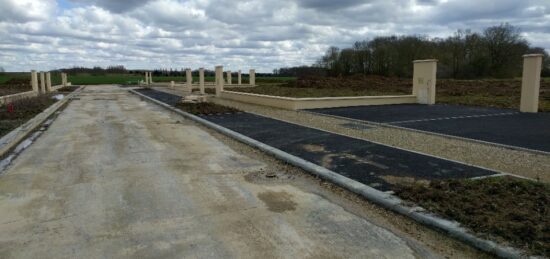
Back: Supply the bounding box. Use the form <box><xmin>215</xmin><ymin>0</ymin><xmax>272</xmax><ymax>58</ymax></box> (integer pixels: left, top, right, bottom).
<box><xmin>0</xmin><ymin>86</ymin><xmax>85</xmax><ymax>157</ymax></box>
<box><xmin>301</xmin><ymin>110</ymin><xmax>550</xmax><ymax>157</ymax></box>
<box><xmin>129</xmin><ymin>89</ymin><xmax>528</xmax><ymax>259</ymax></box>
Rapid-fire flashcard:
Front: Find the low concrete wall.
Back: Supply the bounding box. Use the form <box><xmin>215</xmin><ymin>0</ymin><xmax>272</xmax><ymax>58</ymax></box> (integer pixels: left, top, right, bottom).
<box><xmin>0</xmin><ymin>85</ymin><xmax>72</xmax><ymax>105</ymax></box>
<box><xmin>219</xmin><ymin>90</ymin><xmax>417</xmax><ymax>110</ymax></box>
<box><xmin>0</xmin><ymin>91</ymin><xmax>38</xmax><ymax>105</ymax></box>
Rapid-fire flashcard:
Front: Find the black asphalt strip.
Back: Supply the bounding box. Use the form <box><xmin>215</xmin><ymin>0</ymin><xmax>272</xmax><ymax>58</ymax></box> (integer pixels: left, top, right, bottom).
<box><xmin>309</xmin><ymin>104</ymin><xmax>550</xmax><ymax>153</ymax></box>
<box><xmin>136</xmin><ymin>89</ymin><xmax>498</xmax><ymax>191</ymax></box>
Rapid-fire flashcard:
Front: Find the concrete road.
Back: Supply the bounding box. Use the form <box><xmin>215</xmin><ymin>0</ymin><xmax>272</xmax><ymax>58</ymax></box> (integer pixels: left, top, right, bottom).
<box><xmin>0</xmin><ymin>85</ymin><xmax>438</xmax><ymax>258</ymax></box>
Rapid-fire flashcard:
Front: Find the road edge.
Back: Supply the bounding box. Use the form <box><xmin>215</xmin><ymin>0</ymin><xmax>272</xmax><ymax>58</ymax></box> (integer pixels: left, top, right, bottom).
<box><xmin>129</xmin><ymin>88</ymin><xmax>527</xmax><ymax>259</ymax></box>
<box><xmin>0</xmin><ymin>86</ymin><xmax>85</xmax><ymax>157</ymax></box>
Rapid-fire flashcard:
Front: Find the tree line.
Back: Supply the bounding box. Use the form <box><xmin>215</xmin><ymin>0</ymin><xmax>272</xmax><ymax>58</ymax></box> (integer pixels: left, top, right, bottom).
<box><xmin>274</xmin><ymin>24</ymin><xmax>550</xmax><ymax>79</ymax></box>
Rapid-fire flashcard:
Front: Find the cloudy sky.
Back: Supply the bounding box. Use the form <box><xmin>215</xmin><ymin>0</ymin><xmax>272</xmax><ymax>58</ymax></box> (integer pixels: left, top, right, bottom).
<box><xmin>0</xmin><ymin>0</ymin><xmax>549</xmax><ymax>72</ymax></box>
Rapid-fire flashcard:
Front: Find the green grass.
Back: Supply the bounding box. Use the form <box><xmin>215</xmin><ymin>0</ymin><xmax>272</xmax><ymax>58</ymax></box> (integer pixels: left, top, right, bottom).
<box><xmin>1</xmin><ymin>73</ymin><xmax>296</xmax><ymax>85</ymax></box>
<box><xmin>0</xmin><ymin>72</ymin><xmax>62</xmax><ymax>85</ymax></box>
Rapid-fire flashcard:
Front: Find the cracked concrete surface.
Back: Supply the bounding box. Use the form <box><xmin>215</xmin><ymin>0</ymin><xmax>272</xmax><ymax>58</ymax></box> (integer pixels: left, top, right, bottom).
<box><xmin>0</xmin><ymin>85</ymin><xmax>451</xmax><ymax>258</ymax></box>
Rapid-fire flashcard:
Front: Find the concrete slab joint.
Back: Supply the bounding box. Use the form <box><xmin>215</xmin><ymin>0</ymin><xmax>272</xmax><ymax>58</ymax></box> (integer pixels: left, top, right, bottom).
<box><xmin>412</xmin><ymin>59</ymin><xmax>437</xmax><ymax>105</ymax></box>
<box><xmin>199</xmin><ymin>68</ymin><xmax>205</xmax><ymax>94</ymax></box>
<box><xmin>520</xmin><ymin>54</ymin><xmax>543</xmax><ymax>113</ymax></box>
<box><xmin>215</xmin><ymin>66</ymin><xmax>224</xmax><ymax>97</ymax></box>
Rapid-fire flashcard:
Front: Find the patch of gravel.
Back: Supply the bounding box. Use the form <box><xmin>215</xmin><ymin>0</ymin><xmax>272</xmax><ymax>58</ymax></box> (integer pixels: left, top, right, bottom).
<box><xmin>209</xmin><ymin>97</ymin><xmax>550</xmax><ymax>183</ymax></box>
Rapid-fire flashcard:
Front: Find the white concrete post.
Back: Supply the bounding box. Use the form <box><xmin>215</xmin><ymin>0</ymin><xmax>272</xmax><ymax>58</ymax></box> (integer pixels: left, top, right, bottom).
<box><xmin>249</xmin><ymin>69</ymin><xmax>255</xmax><ymax>86</ymax></box>
<box><xmin>170</xmin><ymin>81</ymin><xmax>175</xmax><ymax>89</ymax></box>
<box><xmin>145</xmin><ymin>72</ymin><xmax>149</xmax><ymax>85</ymax></box>
<box><xmin>238</xmin><ymin>70</ymin><xmax>242</xmax><ymax>85</ymax></box>
<box><xmin>46</xmin><ymin>72</ymin><xmax>52</xmax><ymax>92</ymax></box>
<box><xmin>39</xmin><ymin>72</ymin><xmax>46</xmax><ymax>94</ymax></box>
<box><xmin>199</xmin><ymin>68</ymin><xmax>205</xmax><ymax>94</ymax></box>
<box><xmin>186</xmin><ymin>68</ymin><xmax>192</xmax><ymax>88</ymax></box>
<box><xmin>215</xmin><ymin>66</ymin><xmax>224</xmax><ymax>97</ymax></box>
<box><xmin>31</xmin><ymin>70</ymin><xmax>38</xmax><ymax>93</ymax></box>
<box><xmin>520</xmin><ymin>54</ymin><xmax>544</xmax><ymax>113</ymax></box>
<box><xmin>226</xmin><ymin>71</ymin><xmax>232</xmax><ymax>85</ymax></box>
<box><xmin>412</xmin><ymin>60</ymin><xmax>437</xmax><ymax>105</ymax></box>
<box><xmin>149</xmin><ymin>72</ymin><xmax>153</xmax><ymax>84</ymax></box>
<box><xmin>61</xmin><ymin>73</ymin><xmax>67</xmax><ymax>87</ymax></box>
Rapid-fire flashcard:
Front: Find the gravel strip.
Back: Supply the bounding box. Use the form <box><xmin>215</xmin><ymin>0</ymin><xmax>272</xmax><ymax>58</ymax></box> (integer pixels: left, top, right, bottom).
<box><xmin>209</xmin><ymin>97</ymin><xmax>550</xmax><ymax>183</ymax></box>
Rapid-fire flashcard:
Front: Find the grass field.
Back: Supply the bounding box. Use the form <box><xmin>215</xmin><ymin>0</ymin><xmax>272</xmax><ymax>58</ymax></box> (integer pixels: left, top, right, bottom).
<box><xmin>0</xmin><ymin>73</ymin><xmax>294</xmax><ymax>85</ymax></box>
<box><xmin>0</xmin><ymin>73</ymin><xmax>62</xmax><ymax>85</ymax></box>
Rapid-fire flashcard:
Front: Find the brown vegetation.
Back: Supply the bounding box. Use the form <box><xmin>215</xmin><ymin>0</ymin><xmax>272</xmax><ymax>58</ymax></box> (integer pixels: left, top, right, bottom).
<box><xmin>175</xmin><ymin>102</ymin><xmax>241</xmax><ymax>115</ymax></box>
<box><xmin>0</xmin><ymin>95</ymin><xmax>57</xmax><ymax>137</ymax></box>
<box><xmin>395</xmin><ymin>176</ymin><xmax>549</xmax><ymax>256</ymax></box>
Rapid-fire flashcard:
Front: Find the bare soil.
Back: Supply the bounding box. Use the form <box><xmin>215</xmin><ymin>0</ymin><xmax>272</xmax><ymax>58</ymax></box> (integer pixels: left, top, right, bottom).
<box><xmin>0</xmin><ymin>95</ymin><xmax>57</xmax><ymax>137</ymax></box>
<box><xmin>174</xmin><ymin>102</ymin><xmax>241</xmax><ymax>115</ymax></box>
<box><xmin>0</xmin><ymin>78</ymin><xmax>33</xmax><ymax>96</ymax></box>
<box><xmin>395</xmin><ymin>176</ymin><xmax>550</xmax><ymax>257</ymax></box>
<box><xmin>56</xmin><ymin>86</ymin><xmax>80</xmax><ymax>93</ymax></box>
<box><xmin>227</xmin><ymin>75</ymin><xmax>550</xmax><ymax>111</ymax></box>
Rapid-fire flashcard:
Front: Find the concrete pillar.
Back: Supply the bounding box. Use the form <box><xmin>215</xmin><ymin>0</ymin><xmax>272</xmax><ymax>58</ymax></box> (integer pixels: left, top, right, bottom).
<box><xmin>215</xmin><ymin>66</ymin><xmax>224</xmax><ymax>97</ymax></box>
<box><xmin>238</xmin><ymin>70</ymin><xmax>242</xmax><ymax>85</ymax></box>
<box><xmin>249</xmin><ymin>69</ymin><xmax>255</xmax><ymax>86</ymax></box>
<box><xmin>186</xmin><ymin>68</ymin><xmax>192</xmax><ymax>88</ymax></box>
<box><xmin>39</xmin><ymin>72</ymin><xmax>46</xmax><ymax>94</ymax></box>
<box><xmin>225</xmin><ymin>71</ymin><xmax>231</xmax><ymax>85</ymax></box>
<box><xmin>520</xmin><ymin>54</ymin><xmax>544</xmax><ymax>113</ymax></box>
<box><xmin>149</xmin><ymin>72</ymin><xmax>153</xmax><ymax>84</ymax></box>
<box><xmin>412</xmin><ymin>60</ymin><xmax>437</xmax><ymax>105</ymax></box>
<box><xmin>46</xmin><ymin>72</ymin><xmax>52</xmax><ymax>92</ymax></box>
<box><xmin>199</xmin><ymin>68</ymin><xmax>205</xmax><ymax>94</ymax></box>
<box><xmin>31</xmin><ymin>70</ymin><xmax>38</xmax><ymax>93</ymax></box>
<box><xmin>145</xmin><ymin>72</ymin><xmax>149</xmax><ymax>85</ymax></box>
<box><xmin>170</xmin><ymin>81</ymin><xmax>175</xmax><ymax>89</ymax></box>
<box><xmin>61</xmin><ymin>73</ymin><xmax>67</xmax><ymax>87</ymax></box>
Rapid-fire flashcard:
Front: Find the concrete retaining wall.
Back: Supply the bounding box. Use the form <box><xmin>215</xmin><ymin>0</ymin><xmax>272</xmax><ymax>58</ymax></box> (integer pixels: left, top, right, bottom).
<box><xmin>0</xmin><ymin>85</ymin><xmax>70</xmax><ymax>105</ymax></box>
<box><xmin>219</xmin><ymin>90</ymin><xmax>417</xmax><ymax>110</ymax></box>
<box><xmin>0</xmin><ymin>91</ymin><xmax>38</xmax><ymax>105</ymax></box>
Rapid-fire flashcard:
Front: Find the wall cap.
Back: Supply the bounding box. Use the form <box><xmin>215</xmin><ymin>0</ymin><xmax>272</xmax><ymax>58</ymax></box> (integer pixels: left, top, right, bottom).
<box><xmin>413</xmin><ymin>59</ymin><xmax>438</xmax><ymax>63</ymax></box>
<box><xmin>522</xmin><ymin>54</ymin><xmax>544</xmax><ymax>58</ymax></box>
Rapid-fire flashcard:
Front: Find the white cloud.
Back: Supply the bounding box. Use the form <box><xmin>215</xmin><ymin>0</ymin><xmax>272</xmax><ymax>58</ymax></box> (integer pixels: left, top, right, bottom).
<box><xmin>0</xmin><ymin>0</ymin><xmax>548</xmax><ymax>72</ymax></box>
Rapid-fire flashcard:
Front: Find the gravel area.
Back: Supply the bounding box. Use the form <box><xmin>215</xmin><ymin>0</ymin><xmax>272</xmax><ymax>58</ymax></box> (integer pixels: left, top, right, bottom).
<box><xmin>209</xmin><ymin>97</ymin><xmax>550</xmax><ymax>183</ymax></box>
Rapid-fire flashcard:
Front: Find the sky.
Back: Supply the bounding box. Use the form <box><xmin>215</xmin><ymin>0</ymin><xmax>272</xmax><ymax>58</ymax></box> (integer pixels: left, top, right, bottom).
<box><xmin>0</xmin><ymin>0</ymin><xmax>549</xmax><ymax>72</ymax></box>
